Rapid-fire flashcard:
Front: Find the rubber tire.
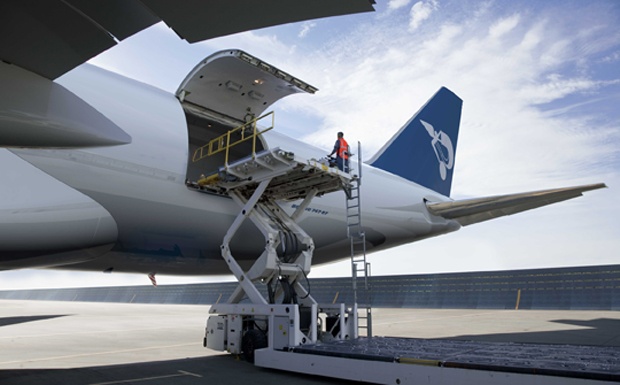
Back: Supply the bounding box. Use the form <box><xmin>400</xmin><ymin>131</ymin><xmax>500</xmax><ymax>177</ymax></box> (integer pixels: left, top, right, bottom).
<box><xmin>242</xmin><ymin>329</ymin><xmax>268</xmax><ymax>363</ymax></box>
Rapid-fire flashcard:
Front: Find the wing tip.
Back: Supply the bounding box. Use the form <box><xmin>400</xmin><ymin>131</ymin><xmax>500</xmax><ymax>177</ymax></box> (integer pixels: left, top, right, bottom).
<box><xmin>582</xmin><ymin>182</ymin><xmax>607</xmax><ymax>193</ymax></box>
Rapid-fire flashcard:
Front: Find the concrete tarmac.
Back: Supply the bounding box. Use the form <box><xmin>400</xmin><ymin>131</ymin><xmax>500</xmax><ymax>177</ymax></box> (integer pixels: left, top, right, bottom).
<box><xmin>1</xmin><ymin>300</ymin><xmax>620</xmax><ymax>384</ymax></box>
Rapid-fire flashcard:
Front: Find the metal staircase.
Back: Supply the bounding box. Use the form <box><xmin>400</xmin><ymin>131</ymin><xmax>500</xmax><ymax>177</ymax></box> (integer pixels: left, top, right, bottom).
<box><xmin>346</xmin><ymin>142</ymin><xmax>372</xmax><ymax>338</ymax></box>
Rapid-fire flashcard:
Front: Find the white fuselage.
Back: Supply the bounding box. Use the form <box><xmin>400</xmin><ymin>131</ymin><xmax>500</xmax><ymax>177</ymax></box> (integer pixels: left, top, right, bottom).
<box><xmin>5</xmin><ymin>64</ymin><xmax>459</xmax><ymax>275</ymax></box>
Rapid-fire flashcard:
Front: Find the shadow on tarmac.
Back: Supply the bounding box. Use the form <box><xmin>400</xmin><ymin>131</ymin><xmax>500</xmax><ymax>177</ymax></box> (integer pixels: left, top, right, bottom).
<box><xmin>0</xmin><ymin>315</ymin><xmax>68</xmax><ymax>327</ymax></box>
<box><xmin>0</xmin><ymin>355</ymin><xmax>358</xmax><ymax>385</ymax></box>
<box><xmin>447</xmin><ymin>318</ymin><xmax>620</xmax><ymax>347</ymax></box>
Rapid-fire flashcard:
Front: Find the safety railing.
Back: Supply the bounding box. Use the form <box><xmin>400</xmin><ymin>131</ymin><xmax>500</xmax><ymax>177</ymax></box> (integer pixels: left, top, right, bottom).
<box><xmin>192</xmin><ymin>112</ymin><xmax>275</xmax><ymax>168</ymax></box>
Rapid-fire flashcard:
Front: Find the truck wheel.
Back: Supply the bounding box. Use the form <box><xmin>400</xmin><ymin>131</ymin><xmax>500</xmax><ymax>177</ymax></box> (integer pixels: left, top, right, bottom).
<box><xmin>242</xmin><ymin>329</ymin><xmax>267</xmax><ymax>363</ymax></box>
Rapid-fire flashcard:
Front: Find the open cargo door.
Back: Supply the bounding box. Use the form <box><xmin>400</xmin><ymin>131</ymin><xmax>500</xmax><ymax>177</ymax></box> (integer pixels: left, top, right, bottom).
<box><xmin>176</xmin><ymin>49</ymin><xmax>317</xmax><ymax>182</ymax></box>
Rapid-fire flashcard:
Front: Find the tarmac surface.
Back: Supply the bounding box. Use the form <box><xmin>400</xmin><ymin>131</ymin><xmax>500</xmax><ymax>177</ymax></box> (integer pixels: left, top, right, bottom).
<box><xmin>1</xmin><ymin>300</ymin><xmax>620</xmax><ymax>384</ymax></box>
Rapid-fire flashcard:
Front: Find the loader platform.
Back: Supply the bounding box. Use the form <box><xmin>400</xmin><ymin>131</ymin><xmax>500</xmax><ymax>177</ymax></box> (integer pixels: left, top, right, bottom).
<box><xmin>256</xmin><ymin>336</ymin><xmax>620</xmax><ymax>384</ymax></box>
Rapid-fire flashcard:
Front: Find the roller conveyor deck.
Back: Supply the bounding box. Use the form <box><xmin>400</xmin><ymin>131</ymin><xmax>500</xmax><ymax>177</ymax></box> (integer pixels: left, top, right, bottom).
<box><xmin>289</xmin><ymin>337</ymin><xmax>620</xmax><ymax>382</ymax></box>
<box><xmin>255</xmin><ymin>336</ymin><xmax>620</xmax><ymax>384</ymax></box>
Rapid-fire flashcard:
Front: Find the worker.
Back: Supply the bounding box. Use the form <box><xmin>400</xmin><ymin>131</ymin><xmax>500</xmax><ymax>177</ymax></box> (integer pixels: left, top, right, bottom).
<box><xmin>329</xmin><ymin>131</ymin><xmax>349</xmax><ymax>172</ymax></box>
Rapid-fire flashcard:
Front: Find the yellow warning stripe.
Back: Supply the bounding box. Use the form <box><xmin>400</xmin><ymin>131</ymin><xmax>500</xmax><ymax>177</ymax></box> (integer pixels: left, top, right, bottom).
<box><xmin>197</xmin><ymin>173</ymin><xmax>220</xmax><ymax>186</ymax></box>
<box><xmin>398</xmin><ymin>357</ymin><xmax>441</xmax><ymax>366</ymax></box>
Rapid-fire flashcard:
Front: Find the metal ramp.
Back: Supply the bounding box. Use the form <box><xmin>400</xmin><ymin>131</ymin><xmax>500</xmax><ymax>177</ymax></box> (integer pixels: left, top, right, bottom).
<box><xmin>347</xmin><ymin>142</ymin><xmax>372</xmax><ymax>338</ymax></box>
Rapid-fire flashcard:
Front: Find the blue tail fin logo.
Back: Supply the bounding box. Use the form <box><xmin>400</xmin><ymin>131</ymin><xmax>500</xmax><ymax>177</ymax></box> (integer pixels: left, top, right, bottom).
<box><xmin>368</xmin><ymin>87</ymin><xmax>462</xmax><ymax>197</ymax></box>
<box><xmin>420</xmin><ymin>120</ymin><xmax>455</xmax><ymax>181</ymax></box>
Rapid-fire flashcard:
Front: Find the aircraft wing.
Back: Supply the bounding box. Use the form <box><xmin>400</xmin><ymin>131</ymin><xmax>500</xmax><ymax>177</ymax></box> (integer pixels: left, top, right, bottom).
<box><xmin>426</xmin><ymin>183</ymin><xmax>606</xmax><ymax>226</ymax></box>
<box><xmin>0</xmin><ymin>0</ymin><xmax>375</xmax><ymax>80</ymax></box>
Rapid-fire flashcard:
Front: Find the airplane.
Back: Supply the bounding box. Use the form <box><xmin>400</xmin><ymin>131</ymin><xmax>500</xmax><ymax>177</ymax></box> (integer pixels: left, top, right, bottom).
<box><xmin>0</xmin><ymin>1</ymin><xmax>606</xmax><ymax>285</ymax></box>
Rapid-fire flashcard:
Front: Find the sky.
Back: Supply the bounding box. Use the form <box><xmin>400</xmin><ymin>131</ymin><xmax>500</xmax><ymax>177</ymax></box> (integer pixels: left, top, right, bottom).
<box><xmin>1</xmin><ymin>0</ymin><xmax>619</xmax><ymax>289</ymax></box>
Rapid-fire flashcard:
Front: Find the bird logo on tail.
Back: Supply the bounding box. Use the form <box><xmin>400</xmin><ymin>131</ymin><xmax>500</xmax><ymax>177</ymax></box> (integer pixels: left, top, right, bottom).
<box><xmin>420</xmin><ymin>120</ymin><xmax>454</xmax><ymax>181</ymax></box>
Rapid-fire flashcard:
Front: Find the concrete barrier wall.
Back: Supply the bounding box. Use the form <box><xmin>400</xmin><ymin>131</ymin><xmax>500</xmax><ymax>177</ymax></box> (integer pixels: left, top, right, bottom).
<box><xmin>1</xmin><ymin>264</ymin><xmax>619</xmax><ymax>310</ymax></box>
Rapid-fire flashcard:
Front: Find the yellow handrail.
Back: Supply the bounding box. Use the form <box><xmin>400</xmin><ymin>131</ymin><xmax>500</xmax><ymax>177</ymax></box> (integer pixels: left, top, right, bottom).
<box><xmin>192</xmin><ymin>112</ymin><xmax>275</xmax><ymax>167</ymax></box>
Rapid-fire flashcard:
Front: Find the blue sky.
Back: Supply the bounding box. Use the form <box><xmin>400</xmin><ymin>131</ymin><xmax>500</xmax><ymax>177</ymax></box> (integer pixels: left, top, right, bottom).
<box><xmin>1</xmin><ymin>0</ymin><xmax>619</xmax><ymax>289</ymax></box>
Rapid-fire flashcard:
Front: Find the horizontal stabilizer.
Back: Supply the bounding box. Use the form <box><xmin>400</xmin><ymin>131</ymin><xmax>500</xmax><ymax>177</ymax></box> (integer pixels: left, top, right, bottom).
<box><xmin>426</xmin><ymin>183</ymin><xmax>606</xmax><ymax>226</ymax></box>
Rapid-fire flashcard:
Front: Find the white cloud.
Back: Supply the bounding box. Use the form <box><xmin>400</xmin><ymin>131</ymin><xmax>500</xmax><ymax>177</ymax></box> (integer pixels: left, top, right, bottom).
<box><xmin>409</xmin><ymin>0</ymin><xmax>439</xmax><ymax>31</ymax></box>
<box><xmin>601</xmin><ymin>50</ymin><xmax>620</xmax><ymax>63</ymax></box>
<box><xmin>518</xmin><ymin>75</ymin><xmax>616</xmax><ymax>105</ymax></box>
<box><xmin>298</xmin><ymin>21</ymin><xmax>317</xmax><ymax>38</ymax></box>
<box><xmin>388</xmin><ymin>0</ymin><xmax>412</xmax><ymax>11</ymax></box>
<box><xmin>488</xmin><ymin>14</ymin><xmax>520</xmax><ymax>38</ymax></box>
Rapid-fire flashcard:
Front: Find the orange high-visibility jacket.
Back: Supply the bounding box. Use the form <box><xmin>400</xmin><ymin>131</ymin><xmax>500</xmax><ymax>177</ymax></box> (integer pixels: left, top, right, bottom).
<box><xmin>338</xmin><ymin>137</ymin><xmax>349</xmax><ymax>159</ymax></box>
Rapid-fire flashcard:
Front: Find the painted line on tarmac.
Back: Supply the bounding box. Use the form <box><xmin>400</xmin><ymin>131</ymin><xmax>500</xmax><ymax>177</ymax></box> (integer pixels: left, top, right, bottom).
<box><xmin>0</xmin><ymin>326</ymin><xmax>193</xmax><ymax>340</ymax></box>
<box><xmin>0</xmin><ymin>343</ymin><xmax>197</xmax><ymax>365</ymax></box>
<box><xmin>88</xmin><ymin>370</ymin><xmax>203</xmax><ymax>385</ymax></box>
<box><xmin>372</xmin><ymin>310</ymin><xmax>507</xmax><ymax>326</ymax></box>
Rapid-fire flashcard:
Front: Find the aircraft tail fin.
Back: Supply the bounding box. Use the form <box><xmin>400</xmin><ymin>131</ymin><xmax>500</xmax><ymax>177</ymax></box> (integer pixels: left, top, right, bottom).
<box><xmin>368</xmin><ymin>87</ymin><xmax>463</xmax><ymax>197</ymax></box>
